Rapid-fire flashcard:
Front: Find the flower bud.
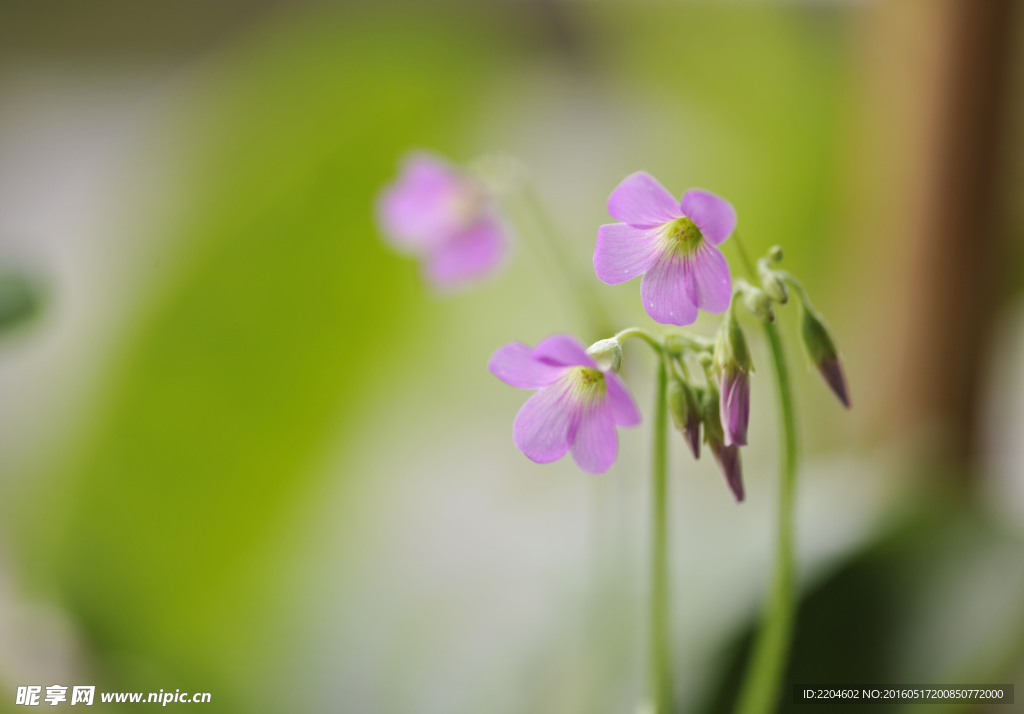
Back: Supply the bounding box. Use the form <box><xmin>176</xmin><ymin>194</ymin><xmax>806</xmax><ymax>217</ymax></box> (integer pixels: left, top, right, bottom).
<box><xmin>702</xmin><ymin>385</ymin><xmax>744</xmax><ymax>502</ymax></box>
<box><xmin>768</xmin><ymin>244</ymin><xmax>784</xmax><ymax>263</ymax></box>
<box><xmin>741</xmin><ymin>283</ymin><xmax>776</xmax><ymax>322</ymax></box>
<box><xmin>714</xmin><ymin>314</ymin><xmax>752</xmax><ymax>447</ymax></box>
<box><xmin>667</xmin><ymin>377</ymin><xmax>702</xmax><ymax>459</ymax></box>
<box><xmin>800</xmin><ymin>307</ymin><xmax>850</xmax><ymax>408</ymax></box>
<box><xmin>586</xmin><ymin>338</ymin><xmax>622</xmax><ymax>373</ymax></box>
<box><xmin>757</xmin><ymin>260</ymin><xmax>789</xmax><ymax>305</ymax></box>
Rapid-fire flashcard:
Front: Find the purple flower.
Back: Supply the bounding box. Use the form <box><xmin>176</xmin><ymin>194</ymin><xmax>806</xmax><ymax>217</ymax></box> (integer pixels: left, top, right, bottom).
<box><xmin>489</xmin><ymin>334</ymin><xmax>641</xmax><ymax>474</ymax></box>
<box><xmin>594</xmin><ymin>172</ymin><xmax>736</xmax><ymax>326</ymax></box>
<box><xmin>377</xmin><ymin>152</ymin><xmax>507</xmax><ymax>289</ymax></box>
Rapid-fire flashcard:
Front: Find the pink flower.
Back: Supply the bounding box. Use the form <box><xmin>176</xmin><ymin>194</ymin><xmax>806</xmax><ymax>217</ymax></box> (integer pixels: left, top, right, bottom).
<box><xmin>377</xmin><ymin>152</ymin><xmax>507</xmax><ymax>289</ymax></box>
<box><xmin>489</xmin><ymin>335</ymin><xmax>641</xmax><ymax>474</ymax></box>
<box><xmin>594</xmin><ymin>172</ymin><xmax>736</xmax><ymax>326</ymax></box>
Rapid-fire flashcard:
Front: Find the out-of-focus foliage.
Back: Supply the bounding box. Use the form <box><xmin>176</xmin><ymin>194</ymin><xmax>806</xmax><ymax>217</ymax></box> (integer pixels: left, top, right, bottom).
<box><xmin>0</xmin><ymin>272</ymin><xmax>42</xmax><ymax>335</ymax></box>
<box><xmin>14</xmin><ymin>5</ymin><xmax>508</xmax><ymax>710</ymax></box>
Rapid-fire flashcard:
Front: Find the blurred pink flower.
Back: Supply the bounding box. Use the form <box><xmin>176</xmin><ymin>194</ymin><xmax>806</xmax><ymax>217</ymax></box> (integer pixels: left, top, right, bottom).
<box><xmin>594</xmin><ymin>172</ymin><xmax>736</xmax><ymax>326</ymax></box>
<box><xmin>377</xmin><ymin>152</ymin><xmax>507</xmax><ymax>288</ymax></box>
<box><xmin>489</xmin><ymin>334</ymin><xmax>641</xmax><ymax>474</ymax></box>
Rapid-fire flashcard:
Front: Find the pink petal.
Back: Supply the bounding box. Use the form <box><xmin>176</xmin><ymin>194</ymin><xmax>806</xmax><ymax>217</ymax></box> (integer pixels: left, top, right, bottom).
<box><xmin>489</xmin><ymin>343</ymin><xmax>566</xmax><ymax>389</ymax></box>
<box><xmin>679</xmin><ymin>190</ymin><xmax>737</xmax><ymax>245</ymax></box>
<box><xmin>533</xmin><ymin>334</ymin><xmax>596</xmax><ymax>368</ymax></box>
<box><xmin>377</xmin><ymin>153</ymin><xmax>465</xmax><ymax>251</ymax></box>
<box><xmin>608</xmin><ymin>172</ymin><xmax>682</xmax><ymax>228</ymax></box>
<box><xmin>513</xmin><ymin>381</ymin><xmax>579</xmax><ymax>464</ymax></box>
<box><xmin>605</xmin><ymin>372</ymin><xmax>641</xmax><ymax>427</ymax></box>
<box><xmin>684</xmin><ymin>243</ymin><xmax>732</xmax><ymax>314</ymax></box>
<box><xmin>594</xmin><ymin>223</ymin><xmax>663</xmax><ymax>285</ymax></box>
<box><xmin>640</xmin><ymin>251</ymin><xmax>699</xmax><ymax>326</ymax></box>
<box><xmin>424</xmin><ymin>218</ymin><xmax>506</xmax><ymax>288</ymax></box>
<box><xmin>570</xmin><ymin>401</ymin><xmax>618</xmax><ymax>474</ymax></box>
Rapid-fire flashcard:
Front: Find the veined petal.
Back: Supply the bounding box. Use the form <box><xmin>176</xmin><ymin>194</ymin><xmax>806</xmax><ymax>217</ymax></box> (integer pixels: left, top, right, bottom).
<box><xmin>424</xmin><ymin>217</ymin><xmax>506</xmax><ymax>288</ymax></box>
<box><xmin>608</xmin><ymin>172</ymin><xmax>682</xmax><ymax>228</ymax></box>
<box><xmin>640</xmin><ymin>251</ymin><xmax>699</xmax><ymax>326</ymax></box>
<box><xmin>684</xmin><ymin>243</ymin><xmax>732</xmax><ymax>314</ymax></box>
<box><xmin>680</xmin><ymin>190</ymin><xmax>737</xmax><ymax>245</ymax></box>
<box><xmin>533</xmin><ymin>334</ymin><xmax>596</xmax><ymax>368</ymax></box>
<box><xmin>377</xmin><ymin>153</ymin><xmax>465</xmax><ymax>251</ymax></box>
<box><xmin>605</xmin><ymin>372</ymin><xmax>641</xmax><ymax>427</ymax></box>
<box><xmin>594</xmin><ymin>223</ymin><xmax>662</xmax><ymax>285</ymax></box>
<box><xmin>570</xmin><ymin>400</ymin><xmax>618</xmax><ymax>474</ymax></box>
<box><xmin>489</xmin><ymin>342</ymin><xmax>566</xmax><ymax>389</ymax></box>
<box><xmin>513</xmin><ymin>381</ymin><xmax>579</xmax><ymax>464</ymax></box>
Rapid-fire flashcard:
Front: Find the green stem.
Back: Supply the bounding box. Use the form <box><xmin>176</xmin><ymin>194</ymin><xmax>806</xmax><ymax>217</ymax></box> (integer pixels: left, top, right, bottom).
<box><xmin>730</xmin><ymin>232</ymin><xmax>799</xmax><ymax>714</ymax></box>
<box><xmin>650</xmin><ymin>355</ymin><xmax>673</xmax><ymax>713</ymax></box>
<box><xmin>614</xmin><ymin>327</ymin><xmax>664</xmax><ymax>354</ymax></box>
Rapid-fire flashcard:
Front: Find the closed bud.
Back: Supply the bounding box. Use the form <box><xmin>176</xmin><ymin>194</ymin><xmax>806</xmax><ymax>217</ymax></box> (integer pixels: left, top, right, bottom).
<box><xmin>800</xmin><ymin>307</ymin><xmax>850</xmax><ymax>408</ymax></box>
<box><xmin>702</xmin><ymin>385</ymin><xmax>744</xmax><ymax>502</ymax></box>
<box><xmin>768</xmin><ymin>244</ymin><xmax>784</xmax><ymax>263</ymax></box>
<box><xmin>668</xmin><ymin>378</ymin><xmax>702</xmax><ymax>459</ymax></box>
<box><xmin>586</xmin><ymin>338</ymin><xmax>622</xmax><ymax>373</ymax></box>
<box><xmin>714</xmin><ymin>314</ymin><xmax>752</xmax><ymax>446</ymax></box>
<box><xmin>758</xmin><ymin>260</ymin><xmax>789</xmax><ymax>305</ymax></box>
<box><xmin>741</xmin><ymin>283</ymin><xmax>776</xmax><ymax>322</ymax></box>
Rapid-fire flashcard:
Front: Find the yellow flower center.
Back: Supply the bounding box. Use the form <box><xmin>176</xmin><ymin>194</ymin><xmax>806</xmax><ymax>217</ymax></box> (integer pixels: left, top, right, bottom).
<box><xmin>663</xmin><ymin>216</ymin><xmax>704</xmax><ymax>255</ymax></box>
<box><xmin>564</xmin><ymin>366</ymin><xmax>606</xmax><ymax>403</ymax></box>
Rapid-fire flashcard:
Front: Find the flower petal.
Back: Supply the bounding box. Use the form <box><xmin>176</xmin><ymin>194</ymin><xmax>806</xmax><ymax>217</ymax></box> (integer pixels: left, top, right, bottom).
<box><xmin>684</xmin><ymin>243</ymin><xmax>732</xmax><ymax>314</ymax></box>
<box><xmin>680</xmin><ymin>190</ymin><xmax>737</xmax><ymax>245</ymax></box>
<box><xmin>594</xmin><ymin>223</ymin><xmax>662</xmax><ymax>285</ymax></box>
<box><xmin>513</xmin><ymin>381</ymin><xmax>579</xmax><ymax>464</ymax></box>
<box><xmin>489</xmin><ymin>343</ymin><xmax>566</xmax><ymax>389</ymax></box>
<box><xmin>640</xmin><ymin>252</ymin><xmax>699</xmax><ymax>326</ymax></box>
<box><xmin>571</xmin><ymin>400</ymin><xmax>618</xmax><ymax>474</ymax></box>
<box><xmin>377</xmin><ymin>153</ymin><xmax>465</xmax><ymax>251</ymax></box>
<box><xmin>605</xmin><ymin>372</ymin><xmax>641</xmax><ymax>427</ymax></box>
<box><xmin>424</xmin><ymin>218</ymin><xmax>507</xmax><ymax>288</ymax></box>
<box><xmin>608</xmin><ymin>172</ymin><xmax>681</xmax><ymax>228</ymax></box>
<box><xmin>533</xmin><ymin>334</ymin><xmax>596</xmax><ymax>368</ymax></box>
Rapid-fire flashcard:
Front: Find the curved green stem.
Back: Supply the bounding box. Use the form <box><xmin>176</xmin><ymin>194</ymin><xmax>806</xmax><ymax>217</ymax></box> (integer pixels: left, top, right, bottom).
<box><xmin>729</xmin><ymin>231</ymin><xmax>799</xmax><ymax>714</ymax></box>
<box><xmin>734</xmin><ymin>322</ymin><xmax>797</xmax><ymax>714</ymax></box>
<box><xmin>614</xmin><ymin>327</ymin><xmax>664</xmax><ymax>354</ymax></box>
<box><xmin>650</xmin><ymin>353</ymin><xmax>673</xmax><ymax>713</ymax></box>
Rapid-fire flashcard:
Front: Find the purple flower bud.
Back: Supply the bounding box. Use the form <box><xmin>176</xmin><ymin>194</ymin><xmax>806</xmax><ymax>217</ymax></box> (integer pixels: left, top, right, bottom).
<box><xmin>710</xmin><ymin>441</ymin><xmax>744</xmax><ymax>503</ymax></box>
<box><xmin>702</xmin><ymin>384</ymin><xmax>745</xmax><ymax>502</ymax></box>
<box><xmin>800</xmin><ymin>307</ymin><xmax>850</xmax><ymax>409</ymax></box>
<box><xmin>719</xmin><ymin>367</ymin><xmax>750</xmax><ymax>447</ymax></box>
<box><xmin>667</xmin><ymin>378</ymin><xmax>701</xmax><ymax>459</ymax></box>
<box><xmin>714</xmin><ymin>314</ymin><xmax>752</xmax><ymax>447</ymax></box>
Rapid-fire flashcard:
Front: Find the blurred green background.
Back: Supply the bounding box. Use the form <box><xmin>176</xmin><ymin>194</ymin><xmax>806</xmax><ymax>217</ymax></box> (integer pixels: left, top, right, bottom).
<box><xmin>1</xmin><ymin>1</ymin><xmax>1023</xmax><ymax>712</ymax></box>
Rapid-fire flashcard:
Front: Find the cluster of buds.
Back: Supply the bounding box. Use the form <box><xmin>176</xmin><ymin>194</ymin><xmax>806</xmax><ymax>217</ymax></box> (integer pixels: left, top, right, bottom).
<box><xmin>660</xmin><ymin>246</ymin><xmax>849</xmax><ymax>502</ymax></box>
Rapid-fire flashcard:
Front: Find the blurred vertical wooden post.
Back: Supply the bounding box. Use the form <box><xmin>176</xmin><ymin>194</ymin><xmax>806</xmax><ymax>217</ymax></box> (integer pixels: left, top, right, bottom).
<box><xmin>893</xmin><ymin>0</ymin><xmax>1018</xmax><ymax>481</ymax></box>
